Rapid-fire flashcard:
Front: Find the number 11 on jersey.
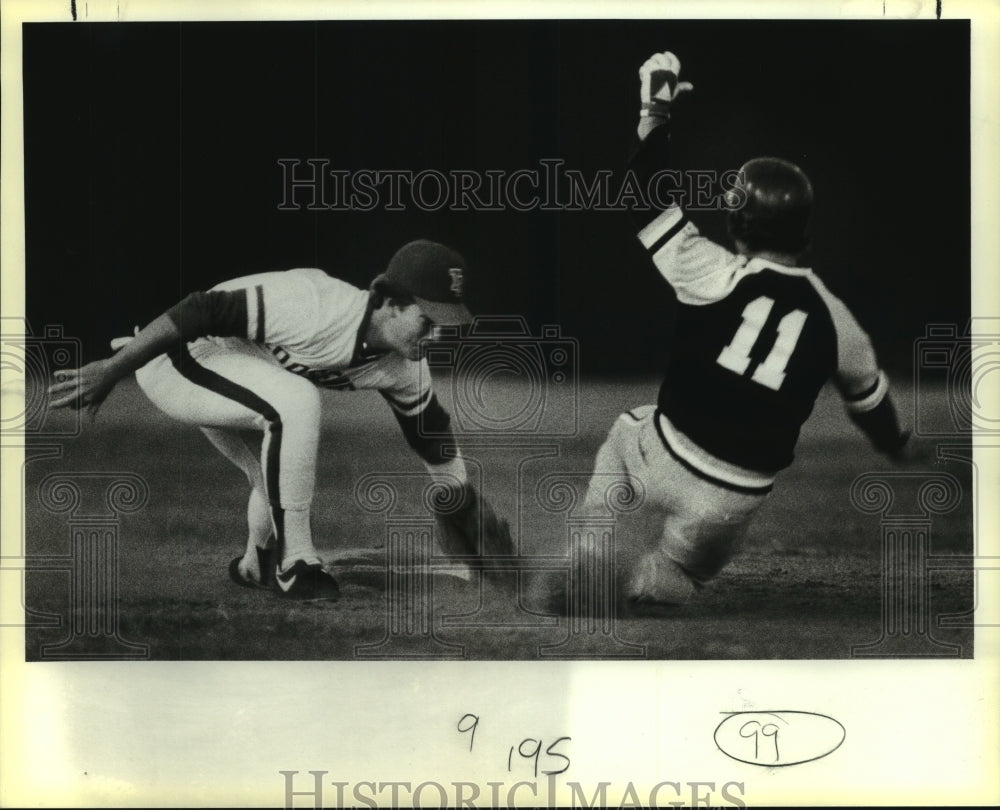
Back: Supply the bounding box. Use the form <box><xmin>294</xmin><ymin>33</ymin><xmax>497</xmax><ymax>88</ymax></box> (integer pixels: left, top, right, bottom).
<box><xmin>716</xmin><ymin>296</ymin><xmax>808</xmax><ymax>391</ymax></box>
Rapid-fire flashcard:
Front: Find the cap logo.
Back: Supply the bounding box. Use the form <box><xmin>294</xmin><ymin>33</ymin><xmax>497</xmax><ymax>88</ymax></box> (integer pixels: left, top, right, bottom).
<box><xmin>448</xmin><ymin>267</ymin><xmax>464</xmax><ymax>298</ymax></box>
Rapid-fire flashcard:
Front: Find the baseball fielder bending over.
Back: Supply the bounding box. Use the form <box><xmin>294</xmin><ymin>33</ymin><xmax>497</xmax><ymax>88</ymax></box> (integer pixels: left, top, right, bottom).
<box><xmin>49</xmin><ymin>240</ymin><xmax>511</xmax><ymax>599</ymax></box>
<box><xmin>583</xmin><ymin>52</ymin><xmax>913</xmax><ymax>609</ymax></box>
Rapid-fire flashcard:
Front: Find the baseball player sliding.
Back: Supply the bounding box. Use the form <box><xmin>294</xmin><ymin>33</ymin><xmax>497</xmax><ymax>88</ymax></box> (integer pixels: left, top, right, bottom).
<box><xmin>580</xmin><ymin>52</ymin><xmax>915</xmax><ymax>610</ymax></box>
<box><xmin>48</xmin><ymin>240</ymin><xmax>512</xmax><ymax>599</ymax></box>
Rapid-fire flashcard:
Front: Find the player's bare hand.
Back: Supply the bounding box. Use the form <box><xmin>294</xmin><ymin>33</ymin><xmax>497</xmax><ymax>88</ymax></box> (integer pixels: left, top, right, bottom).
<box><xmin>639</xmin><ymin>51</ymin><xmax>694</xmax><ymax>105</ymax></box>
<box><xmin>110</xmin><ymin>325</ymin><xmax>140</xmax><ymax>351</ymax></box>
<box><xmin>47</xmin><ymin>358</ymin><xmax>120</xmax><ymax>421</ymax></box>
<box><xmin>886</xmin><ymin>431</ymin><xmax>940</xmax><ymax>467</ymax></box>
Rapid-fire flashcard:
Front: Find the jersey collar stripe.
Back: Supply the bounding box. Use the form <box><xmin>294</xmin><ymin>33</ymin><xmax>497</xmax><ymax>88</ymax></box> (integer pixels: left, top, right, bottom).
<box><xmin>253</xmin><ymin>285</ymin><xmax>265</xmax><ymax>343</ymax></box>
<box><xmin>170</xmin><ymin>345</ymin><xmax>286</xmax><ymax>544</ymax></box>
<box><xmin>638</xmin><ymin>206</ymin><xmax>686</xmax><ymax>249</ymax></box>
<box><xmin>653</xmin><ymin>409</ymin><xmax>775</xmax><ymax>494</ymax></box>
<box><xmin>350</xmin><ymin>291</ymin><xmax>379</xmax><ymax>366</ymax></box>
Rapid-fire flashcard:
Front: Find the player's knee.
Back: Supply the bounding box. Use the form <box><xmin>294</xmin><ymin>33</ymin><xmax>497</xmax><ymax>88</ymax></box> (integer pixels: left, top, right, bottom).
<box><xmin>605</xmin><ymin>406</ymin><xmax>649</xmax><ymax>450</ymax></box>
<box><xmin>627</xmin><ymin>550</ymin><xmax>699</xmax><ymax>605</ymax></box>
<box><xmin>665</xmin><ymin>520</ymin><xmax>751</xmax><ymax>583</ymax></box>
<box><xmin>268</xmin><ymin>379</ymin><xmax>321</xmax><ymax>428</ymax></box>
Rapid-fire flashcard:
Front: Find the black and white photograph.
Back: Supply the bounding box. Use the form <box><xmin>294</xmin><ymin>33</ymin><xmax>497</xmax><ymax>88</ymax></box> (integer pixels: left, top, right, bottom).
<box><xmin>2</xmin><ymin>0</ymin><xmax>997</xmax><ymax>806</ymax></box>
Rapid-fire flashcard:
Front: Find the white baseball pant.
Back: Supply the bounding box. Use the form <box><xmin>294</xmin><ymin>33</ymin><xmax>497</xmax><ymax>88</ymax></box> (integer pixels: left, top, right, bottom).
<box><xmin>584</xmin><ymin>405</ymin><xmax>769</xmax><ymax>604</ymax></box>
<box><xmin>135</xmin><ymin>340</ymin><xmax>321</xmax><ymax>567</ymax></box>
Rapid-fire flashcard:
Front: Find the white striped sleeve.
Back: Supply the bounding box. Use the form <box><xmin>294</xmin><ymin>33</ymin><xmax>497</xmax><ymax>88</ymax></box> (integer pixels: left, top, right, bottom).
<box><xmin>246</xmin><ymin>283</ymin><xmax>264</xmax><ymax>342</ymax></box>
<box><xmin>637</xmin><ymin>208</ymin><xmax>742</xmax><ymax>305</ymax></box>
<box><xmin>212</xmin><ymin>270</ymin><xmax>322</xmax><ymax>346</ymax></box>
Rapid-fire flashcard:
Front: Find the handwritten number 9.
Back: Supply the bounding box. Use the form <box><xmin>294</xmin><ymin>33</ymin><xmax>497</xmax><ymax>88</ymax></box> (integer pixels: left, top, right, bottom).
<box><xmin>508</xmin><ymin>738</ymin><xmax>542</xmax><ymax>777</ymax></box>
<box><xmin>739</xmin><ymin>720</ymin><xmax>780</xmax><ymax>761</ymax></box>
<box><xmin>457</xmin><ymin>714</ymin><xmax>479</xmax><ymax>752</ymax></box>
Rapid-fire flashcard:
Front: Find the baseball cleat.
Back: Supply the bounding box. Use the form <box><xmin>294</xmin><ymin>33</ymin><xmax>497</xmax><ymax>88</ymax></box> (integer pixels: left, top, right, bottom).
<box><xmin>228</xmin><ymin>545</ymin><xmax>278</xmax><ymax>590</ymax></box>
<box><xmin>275</xmin><ymin>560</ymin><xmax>341</xmax><ymax>600</ymax></box>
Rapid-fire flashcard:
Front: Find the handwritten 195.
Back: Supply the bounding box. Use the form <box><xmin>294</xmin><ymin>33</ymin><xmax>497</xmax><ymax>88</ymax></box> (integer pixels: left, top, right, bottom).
<box><xmin>458</xmin><ymin>713</ymin><xmax>572</xmax><ymax>778</ymax></box>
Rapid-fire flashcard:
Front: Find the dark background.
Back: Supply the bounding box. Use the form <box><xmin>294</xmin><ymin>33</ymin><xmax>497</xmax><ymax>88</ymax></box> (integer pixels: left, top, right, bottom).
<box><xmin>23</xmin><ymin>20</ymin><xmax>969</xmax><ymax>375</ymax></box>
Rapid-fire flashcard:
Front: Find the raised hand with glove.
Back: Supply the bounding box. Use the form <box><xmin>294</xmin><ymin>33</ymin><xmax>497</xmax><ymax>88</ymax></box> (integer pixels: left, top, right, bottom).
<box><xmin>637</xmin><ymin>50</ymin><xmax>693</xmax><ymax>139</ymax></box>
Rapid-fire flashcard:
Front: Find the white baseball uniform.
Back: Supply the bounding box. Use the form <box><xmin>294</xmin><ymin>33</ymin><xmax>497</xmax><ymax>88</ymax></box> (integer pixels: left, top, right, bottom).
<box><xmin>134</xmin><ymin>268</ymin><xmax>459</xmax><ymax>568</ymax></box>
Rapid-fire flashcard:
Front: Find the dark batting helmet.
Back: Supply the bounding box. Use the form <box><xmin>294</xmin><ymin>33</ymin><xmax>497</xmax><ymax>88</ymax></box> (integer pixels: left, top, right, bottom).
<box><xmin>726</xmin><ymin>157</ymin><xmax>813</xmax><ymax>255</ymax></box>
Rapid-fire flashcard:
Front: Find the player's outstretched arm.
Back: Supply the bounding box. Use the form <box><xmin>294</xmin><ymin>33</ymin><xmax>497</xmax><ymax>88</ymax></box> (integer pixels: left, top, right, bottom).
<box><xmin>47</xmin><ymin>313</ymin><xmax>182</xmax><ymax>420</ymax></box>
<box><xmin>381</xmin><ymin>388</ymin><xmax>514</xmax><ymax>558</ymax></box>
<box><xmin>842</xmin><ymin>376</ymin><xmax>938</xmax><ymax>466</ymax></box>
<box><xmin>817</xmin><ymin>280</ymin><xmax>914</xmax><ymax>463</ymax></box>
<box><xmin>843</xmin><ymin>380</ymin><xmax>912</xmax><ymax>461</ymax></box>
<box><xmin>48</xmin><ymin>281</ymin><xmax>271</xmax><ymax>419</ymax></box>
<box><xmin>627</xmin><ymin>50</ymin><xmax>694</xmax><ymax>208</ymax></box>
<box><xmin>627</xmin><ymin>51</ymin><xmax>737</xmax><ymax>293</ymax></box>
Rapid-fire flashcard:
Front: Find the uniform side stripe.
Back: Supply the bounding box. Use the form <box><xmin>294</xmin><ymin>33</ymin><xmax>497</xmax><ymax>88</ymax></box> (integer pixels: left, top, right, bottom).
<box><xmin>170</xmin><ymin>345</ymin><xmax>285</xmax><ymax>541</ymax></box>
<box><xmin>254</xmin><ymin>285</ymin><xmax>265</xmax><ymax>342</ymax></box>
<box><xmin>653</xmin><ymin>410</ymin><xmax>774</xmax><ymax>495</ymax></box>
<box><xmin>637</xmin><ymin>207</ymin><xmax>687</xmax><ymax>249</ymax></box>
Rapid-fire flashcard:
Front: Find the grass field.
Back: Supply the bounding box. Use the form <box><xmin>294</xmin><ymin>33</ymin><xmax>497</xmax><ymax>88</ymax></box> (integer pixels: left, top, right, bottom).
<box><xmin>22</xmin><ymin>376</ymin><xmax>974</xmax><ymax>660</ymax></box>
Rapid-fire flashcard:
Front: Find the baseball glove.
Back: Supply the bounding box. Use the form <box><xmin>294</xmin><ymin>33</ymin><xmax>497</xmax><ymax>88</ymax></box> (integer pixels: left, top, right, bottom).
<box><xmin>430</xmin><ymin>483</ymin><xmax>515</xmax><ymax>559</ymax></box>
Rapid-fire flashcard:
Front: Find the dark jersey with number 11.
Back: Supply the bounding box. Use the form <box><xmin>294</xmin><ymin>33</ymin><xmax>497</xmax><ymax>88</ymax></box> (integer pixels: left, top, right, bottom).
<box><xmin>630</xmin><ymin>125</ymin><xmax>888</xmax><ymax>483</ymax></box>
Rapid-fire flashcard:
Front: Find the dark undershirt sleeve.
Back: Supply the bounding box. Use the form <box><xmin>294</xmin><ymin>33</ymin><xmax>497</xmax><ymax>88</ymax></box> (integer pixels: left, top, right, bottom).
<box><xmin>165</xmin><ymin>289</ymin><xmax>250</xmax><ymax>342</ymax></box>
<box><xmin>847</xmin><ymin>390</ymin><xmax>909</xmax><ymax>456</ymax></box>
<box><xmin>381</xmin><ymin>391</ymin><xmax>456</xmax><ymax>465</ymax></box>
<box><xmin>626</xmin><ymin>121</ymin><xmax>675</xmax><ymax>230</ymax></box>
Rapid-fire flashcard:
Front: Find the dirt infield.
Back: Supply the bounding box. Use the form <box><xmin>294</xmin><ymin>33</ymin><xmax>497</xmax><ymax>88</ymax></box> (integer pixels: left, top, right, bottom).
<box><xmin>23</xmin><ymin>378</ymin><xmax>974</xmax><ymax>660</ymax></box>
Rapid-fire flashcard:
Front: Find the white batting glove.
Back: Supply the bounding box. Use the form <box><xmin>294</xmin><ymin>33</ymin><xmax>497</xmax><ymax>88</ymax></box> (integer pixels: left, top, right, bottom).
<box><xmin>639</xmin><ymin>51</ymin><xmax>694</xmax><ymax>118</ymax></box>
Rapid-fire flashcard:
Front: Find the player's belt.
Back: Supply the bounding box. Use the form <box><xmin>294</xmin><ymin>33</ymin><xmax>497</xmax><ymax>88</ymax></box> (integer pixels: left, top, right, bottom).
<box><xmin>653</xmin><ymin>409</ymin><xmax>774</xmax><ymax>495</ymax></box>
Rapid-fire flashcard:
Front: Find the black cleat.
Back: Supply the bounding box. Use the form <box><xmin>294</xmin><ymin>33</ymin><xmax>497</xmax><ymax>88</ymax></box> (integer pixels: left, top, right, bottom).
<box><xmin>228</xmin><ymin>545</ymin><xmax>278</xmax><ymax>590</ymax></box>
<box><xmin>275</xmin><ymin>560</ymin><xmax>341</xmax><ymax>600</ymax></box>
